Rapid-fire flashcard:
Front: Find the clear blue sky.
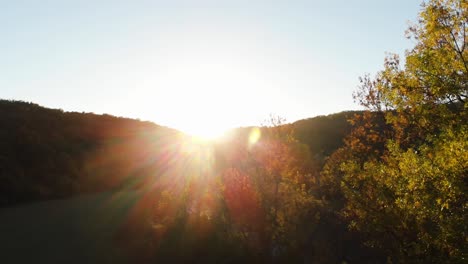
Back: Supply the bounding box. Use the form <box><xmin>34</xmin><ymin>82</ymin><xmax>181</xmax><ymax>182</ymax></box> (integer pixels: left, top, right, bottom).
<box><xmin>1</xmin><ymin>0</ymin><xmax>422</xmax><ymax>135</ymax></box>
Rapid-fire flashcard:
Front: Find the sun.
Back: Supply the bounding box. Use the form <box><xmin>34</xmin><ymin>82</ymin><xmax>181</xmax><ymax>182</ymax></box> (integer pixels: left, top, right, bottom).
<box><xmin>183</xmin><ymin>125</ymin><xmax>227</xmax><ymax>141</ymax></box>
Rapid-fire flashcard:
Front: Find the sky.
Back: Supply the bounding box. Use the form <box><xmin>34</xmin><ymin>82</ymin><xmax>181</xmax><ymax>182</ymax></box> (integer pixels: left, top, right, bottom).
<box><xmin>1</xmin><ymin>0</ymin><xmax>422</xmax><ymax>136</ymax></box>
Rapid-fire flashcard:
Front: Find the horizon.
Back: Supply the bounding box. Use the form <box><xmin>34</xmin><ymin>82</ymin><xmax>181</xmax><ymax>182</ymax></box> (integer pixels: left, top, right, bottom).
<box><xmin>1</xmin><ymin>97</ymin><xmax>359</xmax><ymax>131</ymax></box>
<box><xmin>1</xmin><ymin>0</ymin><xmax>422</xmax><ymax>137</ymax></box>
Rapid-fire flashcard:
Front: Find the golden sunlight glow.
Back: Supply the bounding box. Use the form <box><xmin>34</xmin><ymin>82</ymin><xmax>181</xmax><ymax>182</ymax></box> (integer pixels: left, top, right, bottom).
<box><xmin>147</xmin><ymin>39</ymin><xmax>275</xmax><ymax>139</ymax></box>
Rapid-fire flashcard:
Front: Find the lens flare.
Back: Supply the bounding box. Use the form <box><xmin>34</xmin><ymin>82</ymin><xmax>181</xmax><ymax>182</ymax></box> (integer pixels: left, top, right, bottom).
<box><xmin>248</xmin><ymin>127</ymin><xmax>261</xmax><ymax>145</ymax></box>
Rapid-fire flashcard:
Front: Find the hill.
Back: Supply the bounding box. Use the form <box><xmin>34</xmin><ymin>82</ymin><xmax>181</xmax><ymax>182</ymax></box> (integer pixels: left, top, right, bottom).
<box><xmin>0</xmin><ymin>99</ymin><xmax>181</xmax><ymax>206</ymax></box>
<box><xmin>292</xmin><ymin>111</ymin><xmax>360</xmax><ymax>162</ymax></box>
<box><xmin>0</xmin><ymin>99</ymin><xmax>357</xmax><ymax>206</ymax></box>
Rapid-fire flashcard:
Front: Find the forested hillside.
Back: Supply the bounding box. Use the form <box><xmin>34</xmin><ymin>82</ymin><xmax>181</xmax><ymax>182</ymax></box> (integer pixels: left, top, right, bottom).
<box><xmin>293</xmin><ymin>111</ymin><xmax>360</xmax><ymax>162</ymax></box>
<box><xmin>0</xmin><ymin>100</ymin><xmax>181</xmax><ymax>205</ymax></box>
<box><xmin>0</xmin><ymin>99</ymin><xmax>356</xmax><ymax>207</ymax></box>
<box><xmin>1</xmin><ymin>99</ymin><xmax>372</xmax><ymax>263</ymax></box>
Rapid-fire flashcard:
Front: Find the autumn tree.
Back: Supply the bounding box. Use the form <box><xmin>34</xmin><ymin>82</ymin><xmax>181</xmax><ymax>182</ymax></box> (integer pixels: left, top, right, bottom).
<box><xmin>216</xmin><ymin>117</ymin><xmax>321</xmax><ymax>262</ymax></box>
<box><xmin>324</xmin><ymin>0</ymin><xmax>467</xmax><ymax>262</ymax></box>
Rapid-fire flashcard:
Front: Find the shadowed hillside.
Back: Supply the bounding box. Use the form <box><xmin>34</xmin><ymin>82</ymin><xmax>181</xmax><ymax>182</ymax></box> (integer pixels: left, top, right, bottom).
<box><xmin>0</xmin><ymin>99</ymin><xmax>181</xmax><ymax>206</ymax></box>
<box><xmin>293</xmin><ymin>111</ymin><xmax>360</xmax><ymax>162</ymax></box>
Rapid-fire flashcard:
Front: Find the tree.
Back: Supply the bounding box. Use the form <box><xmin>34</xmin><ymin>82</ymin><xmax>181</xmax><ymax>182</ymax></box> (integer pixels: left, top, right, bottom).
<box><xmin>218</xmin><ymin>117</ymin><xmax>321</xmax><ymax>262</ymax></box>
<box><xmin>115</xmin><ymin>117</ymin><xmax>321</xmax><ymax>263</ymax></box>
<box><xmin>324</xmin><ymin>0</ymin><xmax>467</xmax><ymax>262</ymax></box>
